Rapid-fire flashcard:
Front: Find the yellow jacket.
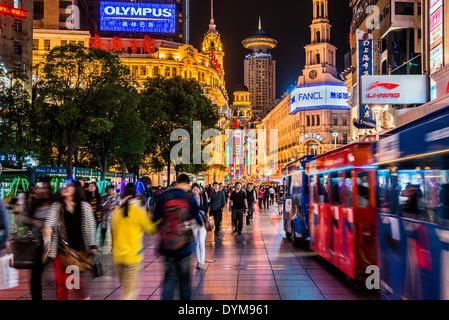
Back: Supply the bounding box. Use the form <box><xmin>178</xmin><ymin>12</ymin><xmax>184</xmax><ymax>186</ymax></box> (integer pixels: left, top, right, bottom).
<box><xmin>111</xmin><ymin>199</ymin><xmax>158</xmax><ymax>264</ymax></box>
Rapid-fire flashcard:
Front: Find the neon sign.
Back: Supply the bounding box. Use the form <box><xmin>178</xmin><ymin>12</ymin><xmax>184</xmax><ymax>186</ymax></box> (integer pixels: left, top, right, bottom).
<box><xmin>0</xmin><ymin>4</ymin><xmax>28</xmax><ymax>18</ymax></box>
<box><xmin>99</xmin><ymin>1</ymin><xmax>176</xmax><ymax>33</ymax></box>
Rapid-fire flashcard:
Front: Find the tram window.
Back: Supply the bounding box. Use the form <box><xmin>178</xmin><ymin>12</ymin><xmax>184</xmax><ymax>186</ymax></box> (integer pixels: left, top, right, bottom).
<box><xmin>396</xmin><ymin>170</ymin><xmax>429</xmax><ymax>222</ymax></box>
<box><xmin>435</xmin><ymin>170</ymin><xmax>449</xmax><ymax>227</ymax></box>
<box><xmin>357</xmin><ymin>172</ymin><xmax>371</xmax><ymax>208</ymax></box>
<box><xmin>330</xmin><ymin>172</ymin><xmax>342</xmax><ymax>205</ymax></box>
<box><xmin>345</xmin><ymin>170</ymin><xmax>353</xmax><ymax>207</ymax></box>
<box><xmin>377</xmin><ymin>170</ymin><xmax>392</xmax><ymax>214</ymax></box>
<box><xmin>318</xmin><ymin>175</ymin><xmax>329</xmax><ymax>204</ymax></box>
<box><xmin>309</xmin><ymin>176</ymin><xmax>315</xmax><ymax>203</ymax></box>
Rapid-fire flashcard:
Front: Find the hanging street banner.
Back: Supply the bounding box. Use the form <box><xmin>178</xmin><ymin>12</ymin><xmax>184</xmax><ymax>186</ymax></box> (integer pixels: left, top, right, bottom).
<box><xmin>357</xmin><ymin>38</ymin><xmax>376</xmax><ymax>128</ymax></box>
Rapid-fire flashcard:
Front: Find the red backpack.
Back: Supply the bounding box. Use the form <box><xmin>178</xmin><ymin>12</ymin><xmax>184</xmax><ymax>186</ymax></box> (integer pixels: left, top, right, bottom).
<box><xmin>159</xmin><ymin>194</ymin><xmax>194</xmax><ymax>252</ymax></box>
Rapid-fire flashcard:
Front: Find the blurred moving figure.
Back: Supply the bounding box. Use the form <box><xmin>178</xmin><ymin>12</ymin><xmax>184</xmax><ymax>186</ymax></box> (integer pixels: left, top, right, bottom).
<box><xmin>86</xmin><ymin>182</ymin><xmax>102</xmax><ymax>227</ymax></box>
<box><xmin>18</xmin><ymin>183</ymin><xmax>53</xmax><ymax>300</ymax></box>
<box><xmin>0</xmin><ymin>198</ymin><xmax>9</xmax><ymax>255</ymax></box>
<box><xmin>111</xmin><ymin>183</ymin><xmax>158</xmax><ymax>300</ymax></box>
<box><xmin>191</xmin><ymin>183</ymin><xmax>208</xmax><ymax>270</ymax></box>
<box><xmin>229</xmin><ymin>182</ymin><xmax>248</xmax><ymax>235</ymax></box>
<box><xmin>99</xmin><ymin>185</ymin><xmax>119</xmax><ymax>249</ymax></box>
<box><xmin>246</xmin><ymin>183</ymin><xmax>256</xmax><ymax>224</ymax></box>
<box><xmin>153</xmin><ymin>174</ymin><xmax>203</xmax><ymax>300</ymax></box>
<box><xmin>42</xmin><ymin>182</ymin><xmax>97</xmax><ymax>300</ymax></box>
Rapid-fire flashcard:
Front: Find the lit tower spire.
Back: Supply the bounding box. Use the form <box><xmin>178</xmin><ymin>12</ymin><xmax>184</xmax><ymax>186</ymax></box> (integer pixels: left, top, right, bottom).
<box><xmin>258</xmin><ymin>16</ymin><xmax>262</xmax><ymax>31</ymax></box>
<box><xmin>209</xmin><ymin>0</ymin><xmax>216</xmax><ymax>31</ymax></box>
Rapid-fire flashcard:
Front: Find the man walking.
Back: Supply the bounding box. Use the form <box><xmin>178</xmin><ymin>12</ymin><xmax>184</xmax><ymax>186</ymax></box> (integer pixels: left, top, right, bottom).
<box><xmin>209</xmin><ymin>182</ymin><xmax>225</xmax><ymax>237</ymax></box>
<box><xmin>269</xmin><ymin>186</ymin><xmax>275</xmax><ymax>205</ymax></box>
<box><xmin>229</xmin><ymin>182</ymin><xmax>248</xmax><ymax>236</ymax></box>
<box><xmin>245</xmin><ymin>183</ymin><xmax>256</xmax><ymax>225</ymax></box>
<box><xmin>153</xmin><ymin>174</ymin><xmax>203</xmax><ymax>300</ymax></box>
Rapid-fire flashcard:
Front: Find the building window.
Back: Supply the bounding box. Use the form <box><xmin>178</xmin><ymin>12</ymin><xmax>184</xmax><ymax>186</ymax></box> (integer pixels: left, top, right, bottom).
<box><xmin>61</xmin><ymin>40</ymin><xmax>67</xmax><ymax>46</ymax></box>
<box><xmin>333</xmin><ymin>118</ymin><xmax>338</xmax><ymax>126</ymax></box>
<box><xmin>153</xmin><ymin>66</ymin><xmax>159</xmax><ymax>76</ymax></box>
<box><xmin>395</xmin><ymin>2</ymin><xmax>414</xmax><ymax>15</ymax></box>
<box><xmin>312</xmin><ymin>115</ymin><xmax>315</xmax><ymax>126</ymax></box>
<box><xmin>13</xmin><ymin>20</ymin><xmax>22</xmax><ymax>32</ymax></box>
<box><xmin>316</xmin><ymin>53</ymin><xmax>321</xmax><ymax>64</ymax></box>
<box><xmin>172</xmin><ymin>67</ymin><xmax>177</xmax><ymax>76</ymax></box>
<box><xmin>165</xmin><ymin>67</ymin><xmax>170</xmax><ymax>77</ymax></box>
<box><xmin>44</xmin><ymin>39</ymin><xmax>51</xmax><ymax>51</ymax></box>
<box><xmin>13</xmin><ymin>41</ymin><xmax>22</xmax><ymax>55</ymax></box>
<box><xmin>132</xmin><ymin>65</ymin><xmax>138</xmax><ymax>77</ymax></box>
<box><xmin>33</xmin><ymin>39</ymin><xmax>39</xmax><ymax>51</ymax></box>
<box><xmin>69</xmin><ymin>40</ymin><xmax>76</xmax><ymax>45</ymax></box>
<box><xmin>306</xmin><ymin>116</ymin><xmax>310</xmax><ymax>126</ymax></box>
<box><xmin>78</xmin><ymin>41</ymin><xmax>84</xmax><ymax>46</ymax></box>
<box><xmin>317</xmin><ymin>115</ymin><xmax>320</xmax><ymax>126</ymax></box>
<box><xmin>342</xmin><ymin>118</ymin><xmax>347</xmax><ymax>126</ymax></box>
<box><xmin>140</xmin><ymin>66</ymin><xmax>147</xmax><ymax>76</ymax></box>
<box><xmin>34</xmin><ymin>0</ymin><xmax>44</xmax><ymax>20</ymax></box>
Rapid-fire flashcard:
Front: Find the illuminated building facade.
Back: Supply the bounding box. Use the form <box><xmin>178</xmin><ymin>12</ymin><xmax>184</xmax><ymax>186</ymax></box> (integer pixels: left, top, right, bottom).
<box><xmin>259</xmin><ymin>0</ymin><xmax>350</xmax><ymax>178</ymax></box>
<box><xmin>347</xmin><ymin>0</ymin><xmax>423</xmax><ymax>140</ymax></box>
<box><xmin>33</xmin><ymin>0</ymin><xmax>190</xmax><ymax>43</ymax></box>
<box><xmin>32</xmin><ymin>0</ymin><xmax>229</xmax><ymax>186</ymax></box>
<box><xmin>0</xmin><ymin>0</ymin><xmax>33</xmax><ymax>91</ymax></box>
<box><xmin>242</xmin><ymin>17</ymin><xmax>277</xmax><ymax>121</ymax></box>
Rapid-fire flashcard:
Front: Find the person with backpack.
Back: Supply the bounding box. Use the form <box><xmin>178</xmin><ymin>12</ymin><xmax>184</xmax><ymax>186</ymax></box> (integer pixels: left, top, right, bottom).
<box><xmin>111</xmin><ymin>183</ymin><xmax>159</xmax><ymax>300</ymax></box>
<box><xmin>229</xmin><ymin>182</ymin><xmax>248</xmax><ymax>236</ymax></box>
<box><xmin>245</xmin><ymin>183</ymin><xmax>257</xmax><ymax>225</ymax></box>
<box><xmin>153</xmin><ymin>174</ymin><xmax>203</xmax><ymax>300</ymax></box>
<box><xmin>209</xmin><ymin>182</ymin><xmax>225</xmax><ymax>237</ymax></box>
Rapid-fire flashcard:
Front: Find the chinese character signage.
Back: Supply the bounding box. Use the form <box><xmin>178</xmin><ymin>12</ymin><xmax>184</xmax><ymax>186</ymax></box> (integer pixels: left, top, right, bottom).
<box><xmin>99</xmin><ymin>2</ymin><xmax>176</xmax><ymax>34</ymax></box>
<box><xmin>429</xmin><ymin>0</ymin><xmax>444</xmax><ymax>73</ymax></box>
<box><xmin>290</xmin><ymin>83</ymin><xmax>350</xmax><ymax>113</ymax></box>
<box><xmin>358</xmin><ymin>38</ymin><xmax>376</xmax><ymax>128</ymax></box>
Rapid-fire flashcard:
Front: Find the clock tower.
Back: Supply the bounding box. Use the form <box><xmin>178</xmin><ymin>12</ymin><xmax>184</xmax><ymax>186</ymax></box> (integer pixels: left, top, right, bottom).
<box><xmin>297</xmin><ymin>0</ymin><xmax>339</xmax><ymax>86</ymax></box>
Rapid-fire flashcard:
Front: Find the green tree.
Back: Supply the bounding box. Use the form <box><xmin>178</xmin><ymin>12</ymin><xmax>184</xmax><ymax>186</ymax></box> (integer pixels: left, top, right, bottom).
<box><xmin>0</xmin><ymin>69</ymin><xmax>33</xmax><ymax>167</ymax></box>
<box><xmin>139</xmin><ymin>76</ymin><xmax>220</xmax><ymax>186</ymax></box>
<box><xmin>34</xmin><ymin>44</ymin><xmax>129</xmax><ymax>178</ymax></box>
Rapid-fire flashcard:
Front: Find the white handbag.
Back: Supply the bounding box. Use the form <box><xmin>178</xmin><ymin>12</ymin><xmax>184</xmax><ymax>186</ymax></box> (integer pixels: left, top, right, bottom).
<box><xmin>0</xmin><ymin>254</ymin><xmax>19</xmax><ymax>290</ymax></box>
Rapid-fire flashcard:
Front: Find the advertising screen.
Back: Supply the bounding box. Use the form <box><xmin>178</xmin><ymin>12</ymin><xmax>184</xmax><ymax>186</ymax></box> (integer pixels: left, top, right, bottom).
<box><xmin>361</xmin><ymin>75</ymin><xmax>428</xmax><ymax>105</ymax></box>
<box><xmin>429</xmin><ymin>0</ymin><xmax>444</xmax><ymax>73</ymax></box>
<box><xmin>290</xmin><ymin>83</ymin><xmax>350</xmax><ymax>114</ymax></box>
<box><xmin>99</xmin><ymin>2</ymin><xmax>176</xmax><ymax>33</ymax></box>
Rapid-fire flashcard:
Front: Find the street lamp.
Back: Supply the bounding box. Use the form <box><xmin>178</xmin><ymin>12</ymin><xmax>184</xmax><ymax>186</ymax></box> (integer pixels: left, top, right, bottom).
<box><xmin>311</xmin><ymin>144</ymin><xmax>318</xmax><ymax>155</ymax></box>
<box><xmin>371</xmin><ymin>105</ymin><xmax>384</xmax><ymax>141</ymax></box>
<box><xmin>331</xmin><ymin>130</ymin><xmax>340</xmax><ymax>149</ymax></box>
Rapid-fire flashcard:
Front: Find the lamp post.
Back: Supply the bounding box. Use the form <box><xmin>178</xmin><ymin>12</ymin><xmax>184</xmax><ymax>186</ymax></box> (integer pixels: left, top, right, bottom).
<box><xmin>331</xmin><ymin>130</ymin><xmax>340</xmax><ymax>149</ymax></box>
<box><xmin>371</xmin><ymin>105</ymin><xmax>384</xmax><ymax>141</ymax></box>
<box><xmin>311</xmin><ymin>144</ymin><xmax>318</xmax><ymax>155</ymax></box>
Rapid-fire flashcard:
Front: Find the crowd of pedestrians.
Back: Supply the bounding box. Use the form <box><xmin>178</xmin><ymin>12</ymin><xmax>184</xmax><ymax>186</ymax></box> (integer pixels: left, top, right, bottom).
<box><xmin>0</xmin><ymin>176</ymin><xmax>284</xmax><ymax>300</ymax></box>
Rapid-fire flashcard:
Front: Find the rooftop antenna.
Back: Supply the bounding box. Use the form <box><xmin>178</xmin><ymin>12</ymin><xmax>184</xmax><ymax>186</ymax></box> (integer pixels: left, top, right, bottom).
<box><xmin>209</xmin><ymin>0</ymin><xmax>216</xmax><ymax>30</ymax></box>
<box><xmin>258</xmin><ymin>16</ymin><xmax>262</xmax><ymax>30</ymax></box>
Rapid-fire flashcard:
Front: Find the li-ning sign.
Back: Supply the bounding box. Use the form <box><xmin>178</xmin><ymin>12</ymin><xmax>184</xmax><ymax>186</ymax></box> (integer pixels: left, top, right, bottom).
<box><xmin>100</xmin><ymin>2</ymin><xmax>176</xmax><ymax>33</ymax></box>
<box><xmin>361</xmin><ymin>75</ymin><xmax>428</xmax><ymax>105</ymax></box>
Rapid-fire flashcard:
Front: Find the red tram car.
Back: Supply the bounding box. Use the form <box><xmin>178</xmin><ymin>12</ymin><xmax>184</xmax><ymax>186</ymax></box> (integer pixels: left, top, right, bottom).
<box><xmin>306</xmin><ymin>143</ymin><xmax>378</xmax><ymax>280</ymax></box>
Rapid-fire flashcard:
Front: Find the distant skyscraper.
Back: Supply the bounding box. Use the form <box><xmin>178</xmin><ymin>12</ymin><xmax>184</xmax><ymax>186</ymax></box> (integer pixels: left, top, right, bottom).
<box><xmin>242</xmin><ymin>17</ymin><xmax>278</xmax><ymax>121</ymax></box>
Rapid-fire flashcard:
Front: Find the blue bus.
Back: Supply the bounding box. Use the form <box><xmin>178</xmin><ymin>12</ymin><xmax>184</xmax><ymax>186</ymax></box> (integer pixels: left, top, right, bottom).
<box><xmin>372</xmin><ymin>105</ymin><xmax>449</xmax><ymax>300</ymax></box>
<box><xmin>282</xmin><ymin>156</ymin><xmax>314</xmax><ymax>244</ymax></box>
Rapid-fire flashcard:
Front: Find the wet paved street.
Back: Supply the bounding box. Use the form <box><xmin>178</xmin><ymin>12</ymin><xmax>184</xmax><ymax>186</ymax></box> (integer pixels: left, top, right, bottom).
<box><xmin>1</xmin><ymin>203</ymin><xmax>380</xmax><ymax>300</ymax></box>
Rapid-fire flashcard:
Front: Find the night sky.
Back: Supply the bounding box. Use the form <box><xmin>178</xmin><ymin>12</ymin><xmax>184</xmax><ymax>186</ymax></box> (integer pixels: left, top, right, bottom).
<box><xmin>189</xmin><ymin>0</ymin><xmax>353</xmax><ymax>99</ymax></box>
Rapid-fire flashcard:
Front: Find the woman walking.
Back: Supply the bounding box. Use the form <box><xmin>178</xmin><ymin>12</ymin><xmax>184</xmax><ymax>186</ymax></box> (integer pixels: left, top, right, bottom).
<box><xmin>42</xmin><ymin>181</ymin><xmax>97</xmax><ymax>300</ymax></box>
<box><xmin>86</xmin><ymin>182</ymin><xmax>102</xmax><ymax>227</ymax></box>
<box><xmin>111</xmin><ymin>183</ymin><xmax>158</xmax><ymax>300</ymax></box>
<box><xmin>191</xmin><ymin>183</ymin><xmax>208</xmax><ymax>271</ymax></box>
<box><xmin>258</xmin><ymin>187</ymin><xmax>264</xmax><ymax>209</ymax></box>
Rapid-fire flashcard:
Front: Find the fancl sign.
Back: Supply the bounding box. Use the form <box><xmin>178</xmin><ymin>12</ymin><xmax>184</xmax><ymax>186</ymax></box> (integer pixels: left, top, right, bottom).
<box><xmin>361</xmin><ymin>75</ymin><xmax>428</xmax><ymax>105</ymax></box>
<box><xmin>100</xmin><ymin>2</ymin><xmax>176</xmax><ymax>33</ymax></box>
<box><xmin>290</xmin><ymin>83</ymin><xmax>350</xmax><ymax>113</ymax></box>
